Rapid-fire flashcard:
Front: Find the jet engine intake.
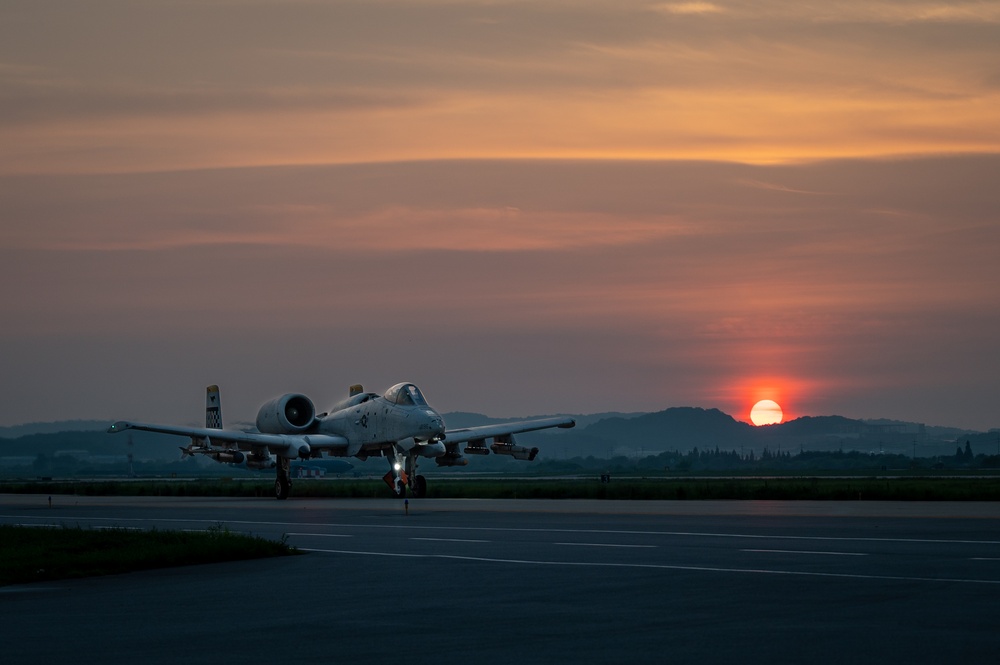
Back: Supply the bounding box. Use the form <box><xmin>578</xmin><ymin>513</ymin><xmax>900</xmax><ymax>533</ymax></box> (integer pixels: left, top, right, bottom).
<box><xmin>255</xmin><ymin>394</ymin><xmax>316</xmax><ymax>434</ymax></box>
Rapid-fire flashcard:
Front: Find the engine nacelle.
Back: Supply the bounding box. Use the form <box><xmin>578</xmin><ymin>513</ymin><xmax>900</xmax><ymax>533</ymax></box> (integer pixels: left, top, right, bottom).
<box><xmin>255</xmin><ymin>394</ymin><xmax>316</xmax><ymax>434</ymax></box>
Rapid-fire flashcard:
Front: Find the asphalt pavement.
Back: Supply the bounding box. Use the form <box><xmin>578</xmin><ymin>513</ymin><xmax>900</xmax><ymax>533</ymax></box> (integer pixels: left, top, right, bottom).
<box><xmin>2</xmin><ymin>495</ymin><xmax>999</xmax><ymax>664</ymax></box>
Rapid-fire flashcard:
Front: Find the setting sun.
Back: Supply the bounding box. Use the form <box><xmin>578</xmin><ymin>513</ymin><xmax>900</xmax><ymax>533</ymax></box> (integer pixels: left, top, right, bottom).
<box><xmin>750</xmin><ymin>400</ymin><xmax>783</xmax><ymax>426</ymax></box>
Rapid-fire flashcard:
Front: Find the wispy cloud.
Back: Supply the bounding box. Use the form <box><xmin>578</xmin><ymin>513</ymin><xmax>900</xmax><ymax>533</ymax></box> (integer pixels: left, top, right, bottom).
<box><xmin>681</xmin><ymin>1</ymin><xmax>1000</xmax><ymax>24</ymax></box>
<box><xmin>736</xmin><ymin>179</ymin><xmax>835</xmax><ymax>196</ymax></box>
<box><xmin>653</xmin><ymin>2</ymin><xmax>725</xmax><ymax>15</ymax></box>
<box><xmin>20</xmin><ymin>206</ymin><xmax>691</xmax><ymax>254</ymax></box>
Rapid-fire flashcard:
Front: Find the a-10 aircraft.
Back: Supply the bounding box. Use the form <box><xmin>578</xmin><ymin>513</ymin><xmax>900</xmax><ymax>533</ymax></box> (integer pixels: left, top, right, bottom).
<box><xmin>108</xmin><ymin>383</ymin><xmax>575</xmax><ymax>499</ymax></box>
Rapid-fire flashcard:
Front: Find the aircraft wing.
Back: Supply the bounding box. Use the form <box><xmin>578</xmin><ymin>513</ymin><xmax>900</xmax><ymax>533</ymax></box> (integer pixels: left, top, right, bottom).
<box><xmin>107</xmin><ymin>421</ymin><xmax>349</xmax><ymax>458</ymax></box>
<box><xmin>443</xmin><ymin>417</ymin><xmax>575</xmax><ymax>445</ymax></box>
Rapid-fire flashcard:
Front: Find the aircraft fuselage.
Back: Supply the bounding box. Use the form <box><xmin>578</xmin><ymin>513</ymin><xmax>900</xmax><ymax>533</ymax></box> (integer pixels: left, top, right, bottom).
<box><xmin>318</xmin><ymin>395</ymin><xmax>445</xmax><ymax>448</ymax></box>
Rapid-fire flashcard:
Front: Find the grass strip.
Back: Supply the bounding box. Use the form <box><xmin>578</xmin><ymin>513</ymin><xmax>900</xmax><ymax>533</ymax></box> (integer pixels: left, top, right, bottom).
<box><xmin>0</xmin><ymin>524</ymin><xmax>299</xmax><ymax>587</ymax></box>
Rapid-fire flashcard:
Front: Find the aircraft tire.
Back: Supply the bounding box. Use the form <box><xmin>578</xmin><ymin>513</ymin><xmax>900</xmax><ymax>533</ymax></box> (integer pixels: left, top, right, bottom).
<box><xmin>412</xmin><ymin>474</ymin><xmax>427</xmax><ymax>498</ymax></box>
<box><xmin>275</xmin><ymin>476</ymin><xmax>290</xmax><ymax>500</ymax></box>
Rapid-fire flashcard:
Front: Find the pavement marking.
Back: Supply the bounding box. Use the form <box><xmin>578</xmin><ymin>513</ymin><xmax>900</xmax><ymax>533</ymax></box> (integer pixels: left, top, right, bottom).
<box><xmin>970</xmin><ymin>557</ymin><xmax>1000</xmax><ymax>561</ymax></box>
<box><xmin>287</xmin><ymin>532</ymin><xmax>353</xmax><ymax>538</ymax></box>
<box><xmin>300</xmin><ymin>548</ymin><xmax>1000</xmax><ymax>585</ymax></box>
<box><xmin>411</xmin><ymin>537</ymin><xmax>490</xmax><ymax>543</ymax></box>
<box><xmin>555</xmin><ymin>542</ymin><xmax>656</xmax><ymax>549</ymax></box>
<box><xmin>742</xmin><ymin>549</ymin><xmax>868</xmax><ymax>556</ymax></box>
<box><xmin>6</xmin><ymin>513</ymin><xmax>1000</xmax><ymax>547</ymax></box>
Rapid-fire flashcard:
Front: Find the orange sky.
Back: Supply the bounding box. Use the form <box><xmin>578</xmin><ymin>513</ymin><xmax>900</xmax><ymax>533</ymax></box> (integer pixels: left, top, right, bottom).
<box><xmin>2</xmin><ymin>1</ymin><xmax>999</xmax><ymax>430</ymax></box>
<box><xmin>3</xmin><ymin>1</ymin><xmax>1000</xmax><ymax>174</ymax></box>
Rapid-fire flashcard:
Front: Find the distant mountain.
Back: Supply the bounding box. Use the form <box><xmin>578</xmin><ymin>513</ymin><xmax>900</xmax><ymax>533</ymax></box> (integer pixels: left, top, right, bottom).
<box><xmin>864</xmin><ymin>418</ymin><xmax>976</xmax><ymax>441</ymax></box>
<box><xmin>0</xmin><ymin>408</ymin><xmax>987</xmax><ymax>465</ymax></box>
<box><xmin>0</xmin><ymin>428</ymin><xmax>184</xmax><ymax>460</ymax></box>
<box><xmin>441</xmin><ymin>411</ymin><xmax>645</xmax><ymax>430</ymax></box>
<box><xmin>768</xmin><ymin>415</ymin><xmax>865</xmax><ymax>437</ymax></box>
<box><xmin>536</xmin><ymin>409</ymin><xmax>979</xmax><ymax>459</ymax></box>
<box><xmin>0</xmin><ymin>420</ymin><xmax>110</xmax><ymax>438</ymax></box>
<box><xmin>583</xmin><ymin>407</ymin><xmax>751</xmax><ymax>450</ymax></box>
<box><xmin>440</xmin><ymin>412</ymin><xmax>508</xmax><ymax>428</ymax></box>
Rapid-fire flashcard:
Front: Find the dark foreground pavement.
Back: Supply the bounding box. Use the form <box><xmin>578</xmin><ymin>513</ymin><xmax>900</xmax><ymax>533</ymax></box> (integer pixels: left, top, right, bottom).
<box><xmin>2</xmin><ymin>496</ymin><xmax>999</xmax><ymax>664</ymax></box>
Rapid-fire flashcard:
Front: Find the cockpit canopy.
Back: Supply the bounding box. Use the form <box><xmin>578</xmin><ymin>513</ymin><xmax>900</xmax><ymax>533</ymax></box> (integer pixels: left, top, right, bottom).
<box><xmin>383</xmin><ymin>382</ymin><xmax>429</xmax><ymax>407</ymax></box>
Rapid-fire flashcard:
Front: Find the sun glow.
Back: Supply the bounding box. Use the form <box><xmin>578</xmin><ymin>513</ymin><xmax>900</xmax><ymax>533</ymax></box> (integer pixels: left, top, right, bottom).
<box><xmin>750</xmin><ymin>399</ymin><xmax>783</xmax><ymax>426</ymax></box>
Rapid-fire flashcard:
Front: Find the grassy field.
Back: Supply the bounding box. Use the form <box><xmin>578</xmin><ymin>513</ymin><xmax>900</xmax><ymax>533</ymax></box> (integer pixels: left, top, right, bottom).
<box><xmin>5</xmin><ymin>475</ymin><xmax>1000</xmax><ymax>501</ymax></box>
<box><xmin>0</xmin><ymin>524</ymin><xmax>299</xmax><ymax>586</ymax></box>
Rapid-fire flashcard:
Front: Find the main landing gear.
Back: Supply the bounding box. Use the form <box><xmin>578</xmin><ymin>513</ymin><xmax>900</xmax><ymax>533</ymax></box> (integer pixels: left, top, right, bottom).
<box><xmin>411</xmin><ymin>474</ymin><xmax>427</xmax><ymax>498</ymax></box>
<box><xmin>275</xmin><ymin>458</ymin><xmax>291</xmax><ymax>500</ymax></box>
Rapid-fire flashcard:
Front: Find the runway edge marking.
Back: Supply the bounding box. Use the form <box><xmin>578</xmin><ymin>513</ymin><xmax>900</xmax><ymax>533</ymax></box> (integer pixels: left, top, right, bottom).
<box><xmin>301</xmin><ymin>547</ymin><xmax>1000</xmax><ymax>585</ymax></box>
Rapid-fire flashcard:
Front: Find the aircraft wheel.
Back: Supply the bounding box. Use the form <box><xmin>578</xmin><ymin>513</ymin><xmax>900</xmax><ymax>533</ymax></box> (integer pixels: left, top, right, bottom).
<box><xmin>412</xmin><ymin>474</ymin><xmax>427</xmax><ymax>498</ymax></box>
<box><xmin>275</xmin><ymin>476</ymin><xmax>291</xmax><ymax>500</ymax></box>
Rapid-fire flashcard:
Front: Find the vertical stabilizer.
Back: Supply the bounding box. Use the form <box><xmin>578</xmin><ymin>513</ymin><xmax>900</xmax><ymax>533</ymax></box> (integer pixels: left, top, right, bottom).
<box><xmin>349</xmin><ymin>384</ymin><xmax>364</xmax><ymax>397</ymax></box>
<box><xmin>206</xmin><ymin>385</ymin><xmax>223</xmax><ymax>429</ymax></box>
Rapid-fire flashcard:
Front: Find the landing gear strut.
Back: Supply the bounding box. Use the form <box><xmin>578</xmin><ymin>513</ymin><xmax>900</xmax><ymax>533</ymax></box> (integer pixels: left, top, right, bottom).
<box><xmin>384</xmin><ymin>447</ymin><xmax>430</xmax><ymax>498</ymax></box>
<box><xmin>275</xmin><ymin>458</ymin><xmax>291</xmax><ymax>500</ymax></box>
<box><xmin>384</xmin><ymin>445</ymin><xmax>422</xmax><ymax>498</ymax></box>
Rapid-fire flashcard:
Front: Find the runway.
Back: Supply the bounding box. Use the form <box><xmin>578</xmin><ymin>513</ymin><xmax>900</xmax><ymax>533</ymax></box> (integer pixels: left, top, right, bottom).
<box><xmin>2</xmin><ymin>495</ymin><xmax>1000</xmax><ymax>663</ymax></box>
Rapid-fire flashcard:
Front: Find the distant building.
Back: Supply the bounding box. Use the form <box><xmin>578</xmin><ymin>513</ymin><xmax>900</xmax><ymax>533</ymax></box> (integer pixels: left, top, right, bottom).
<box><xmin>295</xmin><ymin>467</ymin><xmax>326</xmax><ymax>479</ymax></box>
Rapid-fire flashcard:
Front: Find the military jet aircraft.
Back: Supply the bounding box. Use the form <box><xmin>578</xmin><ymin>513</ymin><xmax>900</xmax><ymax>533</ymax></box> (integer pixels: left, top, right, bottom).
<box><xmin>108</xmin><ymin>383</ymin><xmax>574</xmax><ymax>499</ymax></box>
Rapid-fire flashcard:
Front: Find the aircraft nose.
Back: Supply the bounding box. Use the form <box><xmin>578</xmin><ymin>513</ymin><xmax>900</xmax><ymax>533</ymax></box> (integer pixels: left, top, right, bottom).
<box><xmin>429</xmin><ymin>410</ymin><xmax>445</xmax><ymax>438</ymax></box>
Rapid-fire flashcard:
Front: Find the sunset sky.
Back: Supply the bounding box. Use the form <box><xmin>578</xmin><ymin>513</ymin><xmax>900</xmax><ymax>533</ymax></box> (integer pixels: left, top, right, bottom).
<box><xmin>2</xmin><ymin>1</ymin><xmax>999</xmax><ymax>430</ymax></box>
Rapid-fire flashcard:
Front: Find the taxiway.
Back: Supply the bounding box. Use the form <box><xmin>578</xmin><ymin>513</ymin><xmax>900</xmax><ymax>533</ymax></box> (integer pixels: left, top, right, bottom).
<box><xmin>2</xmin><ymin>495</ymin><xmax>999</xmax><ymax>663</ymax></box>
